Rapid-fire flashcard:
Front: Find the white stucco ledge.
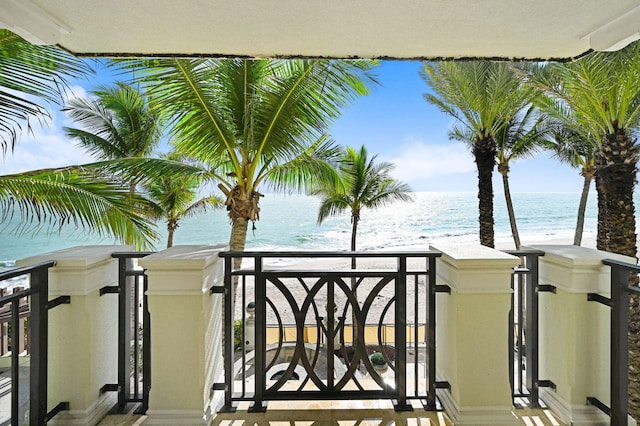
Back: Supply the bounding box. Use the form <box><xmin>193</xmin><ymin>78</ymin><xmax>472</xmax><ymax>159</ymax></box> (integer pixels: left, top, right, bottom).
<box><xmin>139</xmin><ymin>244</ymin><xmax>227</xmax><ymax>295</ymax></box>
<box><xmin>430</xmin><ymin>244</ymin><xmax>520</xmax><ymax>293</ymax></box>
<box><xmin>526</xmin><ymin>244</ymin><xmax>637</xmax><ymax>293</ymax></box>
<box><xmin>16</xmin><ymin>245</ymin><xmax>133</xmax><ymax>296</ymax></box>
<box><xmin>17</xmin><ymin>245</ymin><xmax>133</xmax><ymax>269</ymax></box>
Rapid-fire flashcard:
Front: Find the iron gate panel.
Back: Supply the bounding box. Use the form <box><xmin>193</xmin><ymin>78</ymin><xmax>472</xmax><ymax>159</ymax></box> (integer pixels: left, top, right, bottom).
<box><xmin>218</xmin><ymin>251</ymin><xmax>441</xmax><ymax>413</ymax></box>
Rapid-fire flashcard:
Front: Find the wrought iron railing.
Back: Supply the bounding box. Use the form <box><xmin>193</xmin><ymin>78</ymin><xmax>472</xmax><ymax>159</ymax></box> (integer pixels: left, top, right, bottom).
<box><xmin>587</xmin><ymin>257</ymin><xmax>640</xmax><ymax>426</ymax></box>
<box><xmin>101</xmin><ymin>252</ymin><xmax>152</xmax><ymax>414</ymax></box>
<box><xmin>504</xmin><ymin>249</ymin><xmax>555</xmax><ymax>408</ymax></box>
<box><xmin>214</xmin><ymin>251</ymin><xmax>443</xmax><ymax>413</ymax></box>
<box><xmin>0</xmin><ymin>260</ymin><xmax>70</xmax><ymax>425</ymax></box>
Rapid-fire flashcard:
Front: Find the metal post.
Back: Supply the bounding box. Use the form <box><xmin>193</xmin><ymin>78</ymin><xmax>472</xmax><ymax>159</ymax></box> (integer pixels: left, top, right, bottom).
<box><xmin>133</xmin><ymin>276</ymin><xmax>140</xmax><ymax>399</ymax></box>
<box><xmin>250</xmin><ymin>255</ymin><xmax>267</xmax><ymax>412</ymax></box>
<box><xmin>140</xmin><ymin>274</ymin><xmax>151</xmax><ymax>413</ymax></box>
<box><xmin>394</xmin><ymin>255</ymin><xmax>411</xmax><ymax>411</ymax></box>
<box><xmin>327</xmin><ymin>278</ymin><xmax>335</xmax><ymax>390</ymax></box>
<box><xmin>118</xmin><ymin>257</ymin><xmax>132</xmax><ymax>409</ymax></box>
<box><xmin>525</xmin><ymin>254</ymin><xmax>540</xmax><ymax>408</ymax></box>
<box><xmin>10</xmin><ymin>298</ymin><xmax>19</xmax><ymax>426</ymax></box>
<box><xmin>509</xmin><ymin>269</ymin><xmax>515</xmax><ymax>404</ymax></box>
<box><xmin>426</xmin><ymin>255</ymin><xmax>437</xmax><ymax>410</ymax></box>
<box><xmin>610</xmin><ymin>264</ymin><xmax>629</xmax><ymax>426</ymax></box>
<box><xmin>29</xmin><ymin>266</ymin><xmax>49</xmax><ymax>425</ymax></box>
<box><xmin>221</xmin><ymin>255</ymin><xmax>235</xmax><ymax>412</ymax></box>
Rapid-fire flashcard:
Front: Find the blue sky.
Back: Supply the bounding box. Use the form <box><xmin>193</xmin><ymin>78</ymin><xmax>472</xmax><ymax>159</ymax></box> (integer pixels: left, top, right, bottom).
<box><xmin>2</xmin><ymin>60</ymin><xmax>585</xmax><ymax>193</ymax></box>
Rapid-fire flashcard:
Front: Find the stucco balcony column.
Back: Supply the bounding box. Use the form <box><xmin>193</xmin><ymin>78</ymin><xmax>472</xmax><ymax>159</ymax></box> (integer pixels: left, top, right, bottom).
<box><xmin>528</xmin><ymin>244</ymin><xmax>636</xmax><ymax>426</ymax></box>
<box><xmin>139</xmin><ymin>244</ymin><xmax>226</xmax><ymax>425</ymax></box>
<box><xmin>430</xmin><ymin>244</ymin><xmax>520</xmax><ymax>425</ymax></box>
<box><xmin>17</xmin><ymin>245</ymin><xmax>131</xmax><ymax>425</ymax></box>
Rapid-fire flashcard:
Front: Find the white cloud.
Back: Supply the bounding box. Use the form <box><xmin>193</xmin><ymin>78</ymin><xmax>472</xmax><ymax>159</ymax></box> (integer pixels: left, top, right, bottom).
<box><xmin>1</xmin><ymin>116</ymin><xmax>96</xmax><ymax>175</ymax></box>
<box><xmin>62</xmin><ymin>84</ymin><xmax>89</xmax><ymax>104</ymax></box>
<box><xmin>388</xmin><ymin>138</ymin><xmax>475</xmax><ymax>183</ymax></box>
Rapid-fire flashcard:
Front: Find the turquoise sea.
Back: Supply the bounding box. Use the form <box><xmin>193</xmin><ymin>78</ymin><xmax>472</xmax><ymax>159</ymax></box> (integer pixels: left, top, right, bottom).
<box><xmin>0</xmin><ymin>192</ymin><xmax>604</xmax><ymax>266</ymax></box>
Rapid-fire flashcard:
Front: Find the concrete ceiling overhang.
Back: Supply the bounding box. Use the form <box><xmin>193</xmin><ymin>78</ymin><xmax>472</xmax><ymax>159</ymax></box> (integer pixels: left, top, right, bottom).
<box><xmin>2</xmin><ymin>0</ymin><xmax>640</xmax><ymax>60</ymax></box>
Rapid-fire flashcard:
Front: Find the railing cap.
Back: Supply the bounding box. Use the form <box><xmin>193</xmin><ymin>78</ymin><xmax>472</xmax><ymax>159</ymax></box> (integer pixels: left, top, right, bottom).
<box><xmin>603</xmin><ymin>258</ymin><xmax>640</xmax><ymax>272</ymax></box>
<box><xmin>0</xmin><ymin>261</ymin><xmax>55</xmax><ymax>282</ymax></box>
<box><xmin>217</xmin><ymin>250</ymin><xmax>443</xmax><ymax>259</ymax></box>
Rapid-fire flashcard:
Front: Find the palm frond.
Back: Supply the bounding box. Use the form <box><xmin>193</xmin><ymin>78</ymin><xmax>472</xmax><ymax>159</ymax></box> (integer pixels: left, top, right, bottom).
<box><xmin>64</xmin><ymin>83</ymin><xmax>162</xmax><ymax>159</ymax></box>
<box><xmin>0</xmin><ymin>29</ymin><xmax>92</xmax><ymax>152</ymax></box>
<box><xmin>0</xmin><ymin>167</ymin><xmax>157</xmax><ymax>249</ymax></box>
<box><xmin>262</xmin><ymin>136</ymin><xmax>343</xmax><ymax>193</ymax></box>
<box><xmin>86</xmin><ymin>157</ymin><xmax>213</xmax><ymax>186</ymax></box>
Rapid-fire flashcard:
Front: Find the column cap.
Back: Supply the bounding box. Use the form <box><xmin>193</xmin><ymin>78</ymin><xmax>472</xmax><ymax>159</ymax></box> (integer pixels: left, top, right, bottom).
<box><xmin>430</xmin><ymin>244</ymin><xmax>520</xmax><ymax>293</ymax></box>
<box><xmin>139</xmin><ymin>244</ymin><xmax>227</xmax><ymax>271</ymax></box>
<box><xmin>17</xmin><ymin>245</ymin><xmax>133</xmax><ymax>269</ymax></box>
<box><xmin>527</xmin><ymin>244</ymin><xmax>637</xmax><ymax>293</ymax></box>
<box><xmin>140</xmin><ymin>245</ymin><xmax>227</xmax><ymax>295</ymax></box>
<box><xmin>16</xmin><ymin>245</ymin><xmax>132</xmax><ymax>295</ymax></box>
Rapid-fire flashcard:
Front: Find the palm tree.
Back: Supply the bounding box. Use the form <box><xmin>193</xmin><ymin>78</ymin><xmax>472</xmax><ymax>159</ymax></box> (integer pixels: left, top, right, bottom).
<box><xmin>144</xmin><ymin>155</ymin><xmax>222</xmax><ymax>248</ymax></box>
<box><xmin>63</xmin><ymin>82</ymin><xmax>162</xmax><ymax>187</ymax></box>
<box><xmin>313</xmin><ymin>145</ymin><xmax>411</xmax><ymax>332</ymax></box>
<box><xmin>450</xmin><ymin>107</ymin><xmax>545</xmax><ymax>249</ymax></box>
<box><xmin>542</xmin><ymin>125</ymin><xmax>597</xmax><ymax>246</ymax></box>
<box><xmin>126</xmin><ymin>59</ymin><xmax>377</xmax><ymax>258</ymax></box>
<box><xmin>63</xmin><ymin>82</ymin><xmax>163</xmax><ymax>243</ymax></box>
<box><xmin>529</xmin><ymin>42</ymin><xmax>640</xmax><ymax>418</ymax></box>
<box><xmin>0</xmin><ymin>29</ymin><xmax>90</xmax><ymax>152</ymax></box>
<box><xmin>528</xmin><ymin>45</ymin><xmax>640</xmax><ymax>258</ymax></box>
<box><xmin>314</xmin><ymin>145</ymin><xmax>413</xmax><ymax>262</ymax></box>
<box><xmin>0</xmin><ymin>30</ymin><xmax>160</xmax><ymax>248</ymax></box>
<box><xmin>64</xmin><ymin>83</ymin><xmax>161</xmax><ymax>159</ymax></box>
<box><xmin>422</xmin><ymin>61</ymin><xmax>537</xmax><ymax>248</ymax></box>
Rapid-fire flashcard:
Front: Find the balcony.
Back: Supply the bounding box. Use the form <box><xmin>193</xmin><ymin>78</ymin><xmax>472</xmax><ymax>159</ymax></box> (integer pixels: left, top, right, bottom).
<box><xmin>0</xmin><ymin>243</ymin><xmax>636</xmax><ymax>425</ymax></box>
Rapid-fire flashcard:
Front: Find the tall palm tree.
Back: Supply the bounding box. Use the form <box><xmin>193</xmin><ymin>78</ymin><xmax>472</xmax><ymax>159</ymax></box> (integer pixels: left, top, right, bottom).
<box><xmin>313</xmin><ymin>145</ymin><xmax>411</xmax><ymax>332</ymax></box>
<box><xmin>542</xmin><ymin>124</ymin><xmax>597</xmax><ymax>246</ymax></box>
<box><xmin>530</xmin><ymin>41</ymin><xmax>640</xmax><ymax>418</ymax></box>
<box><xmin>422</xmin><ymin>61</ymin><xmax>537</xmax><ymax>248</ymax></box>
<box><xmin>494</xmin><ymin>111</ymin><xmax>546</xmax><ymax>249</ymax></box>
<box><xmin>450</xmin><ymin>107</ymin><xmax>545</xmax><ymax>249</ymax></box>
<box><xmin>528</xmin><ymin>45</ymin><xmax>640</xmax><ymax>257</ymax></box>
<box><xmin>314</xmin><ymin>145</ymin><xmax>413</xmax><ymax>262</ymax></box>
<box><xmin>144</xmin><ymin>154</ymin><xmax>222</xmax><ymax>248</ymax></box>
<box><xmin>126</xmin><ymin>59</ymin><xmax>377</xmax><ymax>257</ymax></box>
<box><xmin>0</xmin><ymin>30</ymin><xmax>160</xmax><ymax>248</ymax></box>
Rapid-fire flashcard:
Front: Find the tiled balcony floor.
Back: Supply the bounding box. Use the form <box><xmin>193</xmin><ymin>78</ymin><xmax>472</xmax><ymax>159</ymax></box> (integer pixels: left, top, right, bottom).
<box><xmin>99</xmin><ymin>400</ymin><xmax>566</xmax><ymax>425</ymax></box>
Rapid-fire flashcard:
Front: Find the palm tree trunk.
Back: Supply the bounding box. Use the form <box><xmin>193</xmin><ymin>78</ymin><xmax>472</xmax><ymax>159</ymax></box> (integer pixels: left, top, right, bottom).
<box><xmin>350</xmin><ymin>216</ymin><xmax>359</xmax><ymax>335</ymax></box>
<box><xmin>595</xmin><ymin>128</ymin><xmax>640</xmax><ymax>418</ymax></box>
<box><xmin>228</xmin><ymin>189</ymin><xmax>252</xmax><ymax>309</ymax></box>
<box><xmin>595</xmin><ymin>130</ymin><xmax>638</xmax><ymax>256</ymax></box>
<box><xmin>167</xmin><ymin>219</ymin><xmax>178</xmax><ymax>248</ymax></box>
<box><xmin>573</xmin><ymin>169</ymin><xmax>592</xmax><ymax>246</ymax></box>
<box><xmin>473</xmin><ymin>137</ymin><xmax>496</xmax><ymax>248</ymax></box>
<box><xmin>350</xmin><ymin>216</ymin><xmax>358</xmax><ymax>268</ymax></box>
<box><xmin>500</xmin><ymin>167</ymin><xmax>520</xmax><ymax>250</ymax></box>
<box><xmin>167</xmin><ymin>229</ymin><xmax>174</xmax><ymax>248</ymax></box>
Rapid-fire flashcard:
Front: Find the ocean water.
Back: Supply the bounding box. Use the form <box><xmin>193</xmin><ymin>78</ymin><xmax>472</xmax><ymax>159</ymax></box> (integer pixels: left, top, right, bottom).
<box><xmin>0</xmin><ymin>192</ymin><xmax>601</xmax><ymax>267</ymax></box>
